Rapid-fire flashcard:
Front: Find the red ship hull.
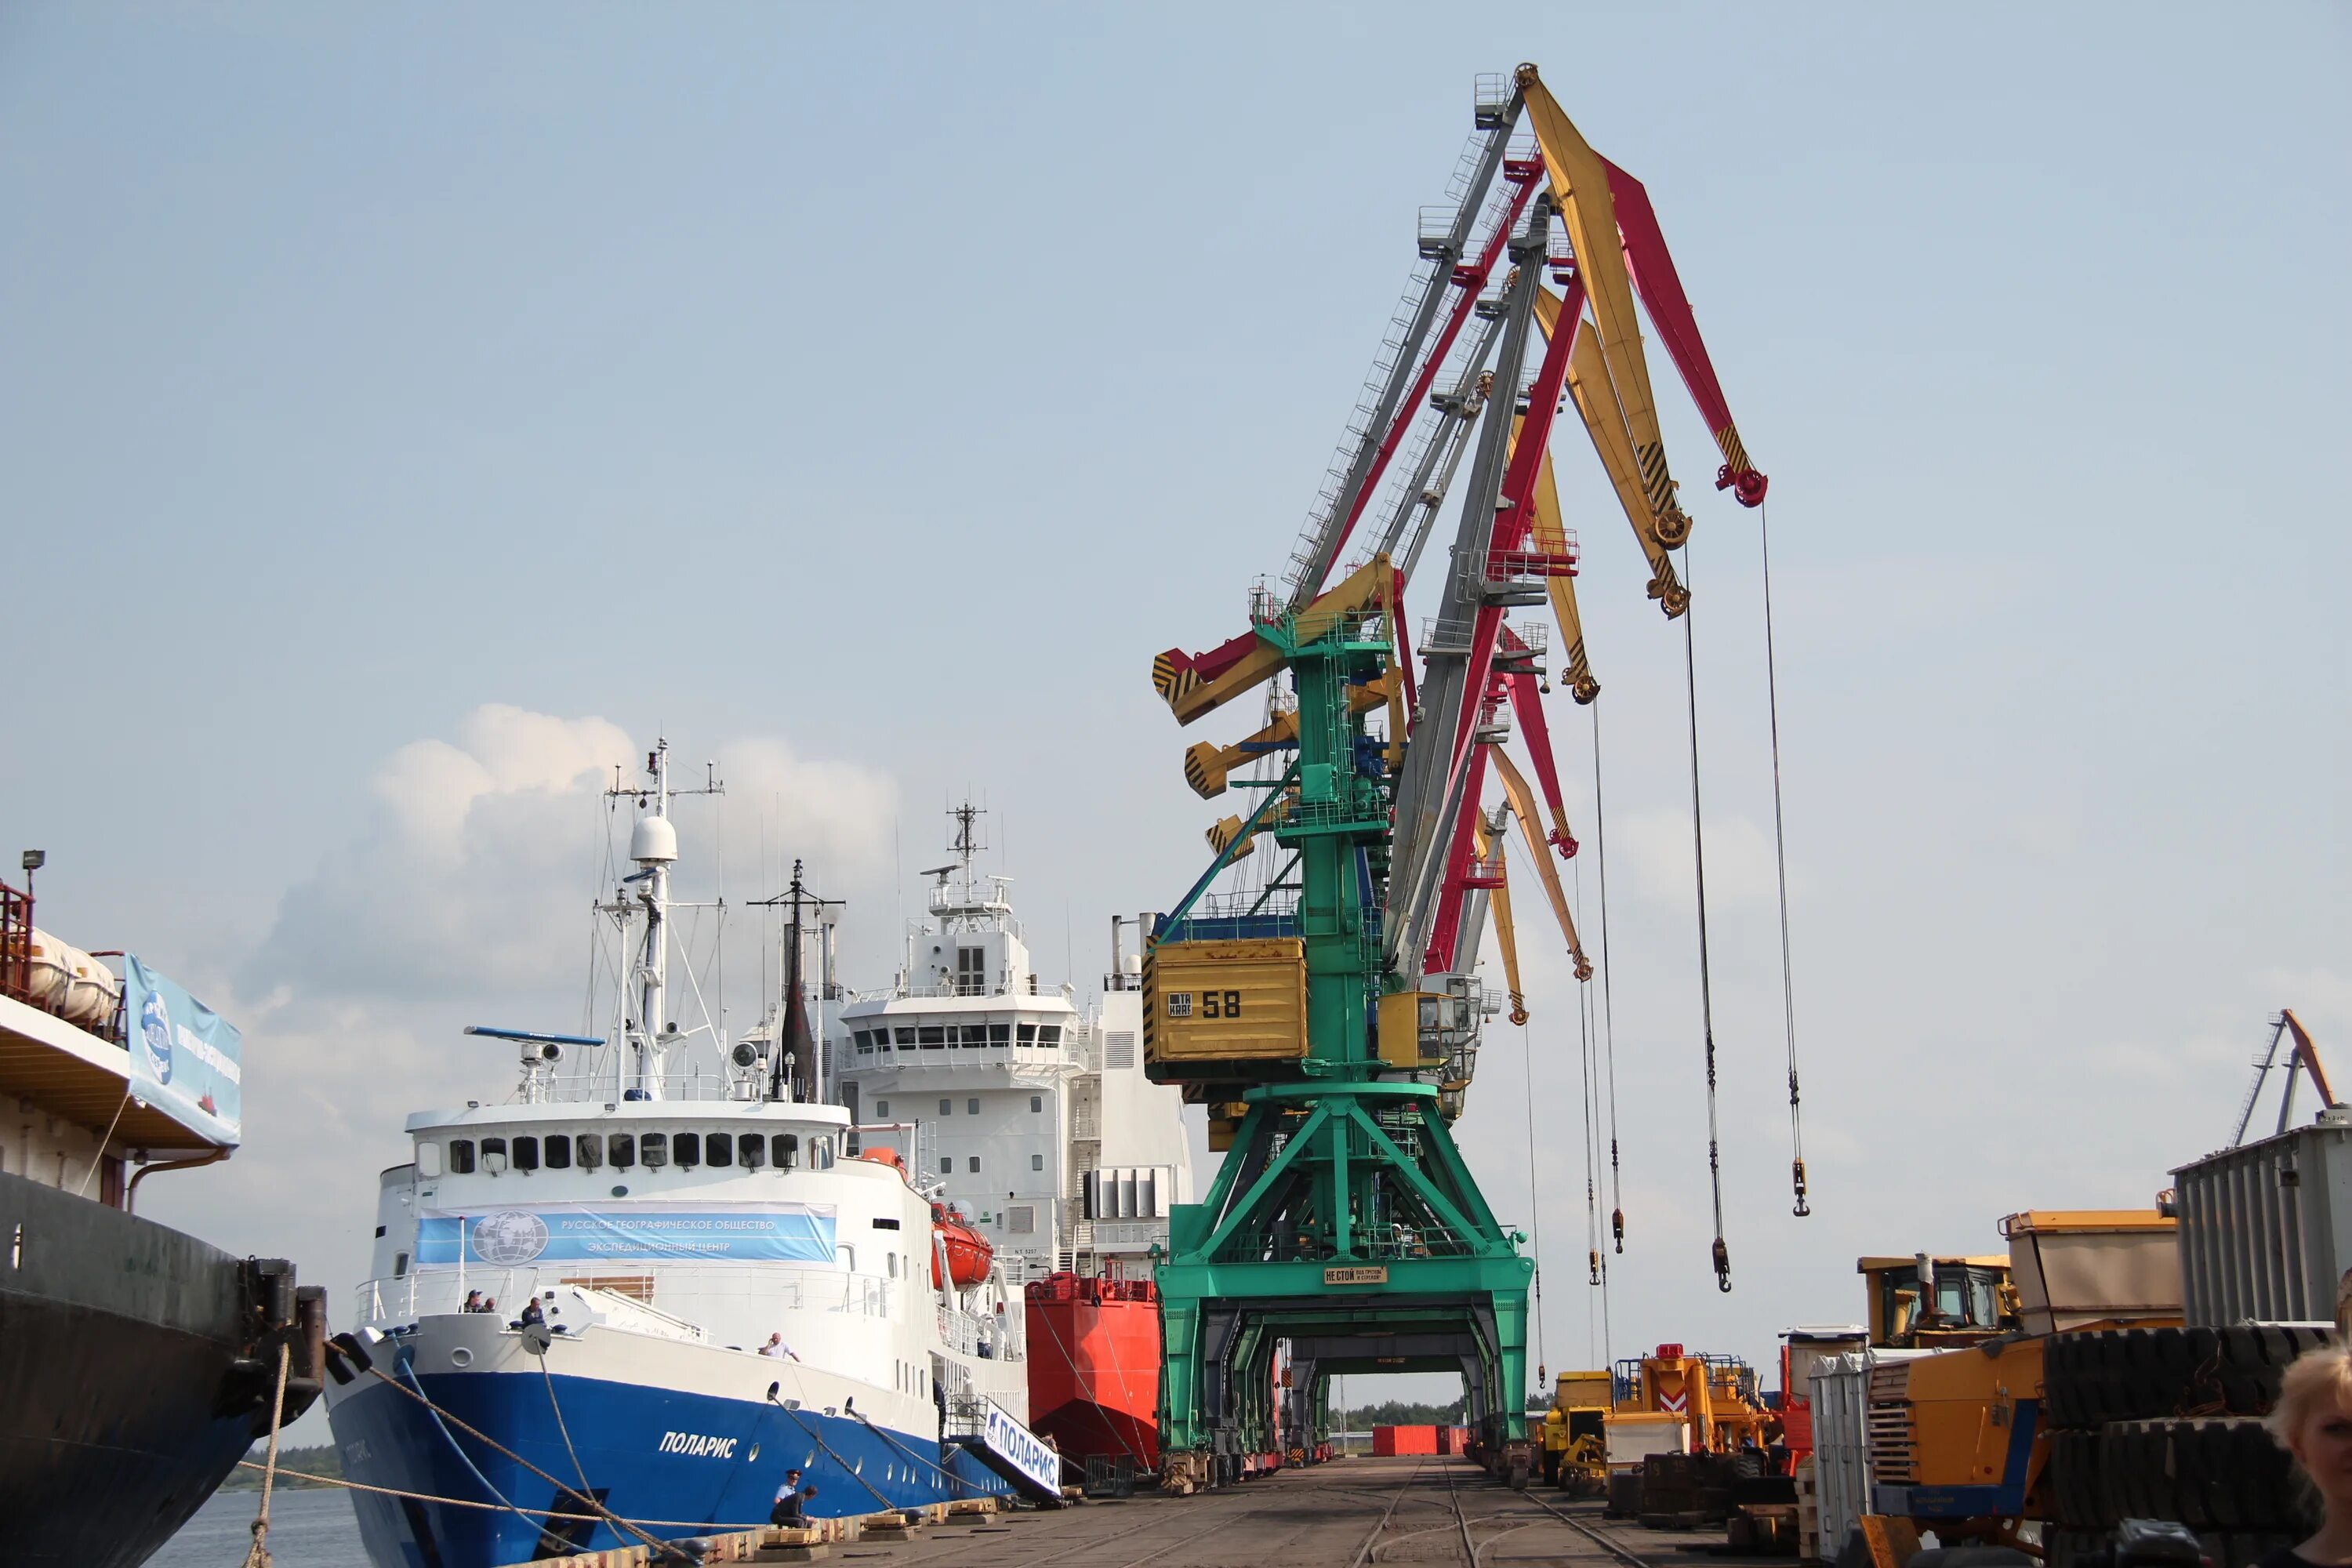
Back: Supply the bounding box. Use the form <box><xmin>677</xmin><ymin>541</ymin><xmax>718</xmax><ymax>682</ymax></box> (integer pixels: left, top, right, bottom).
<box><xmin>1024</xmin><ymin>1273</ymin><xmax>1162</xmax><ymax>1469</ymax></box>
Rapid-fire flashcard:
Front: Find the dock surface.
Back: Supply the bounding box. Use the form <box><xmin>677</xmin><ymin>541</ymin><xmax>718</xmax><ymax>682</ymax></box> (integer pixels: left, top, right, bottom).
<box><xmin>808</xmin><ymin>1458</ymin><xmax>1777</xmax><ymax>1568</ymax></box>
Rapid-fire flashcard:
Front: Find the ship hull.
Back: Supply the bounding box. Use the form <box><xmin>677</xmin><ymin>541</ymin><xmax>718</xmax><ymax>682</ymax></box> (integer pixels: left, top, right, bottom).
<box><xmin>0</xmin><ymin>1170</ymin><xmax>310</xmax><ymax>1568</ymax></box>
<box><xmin>1024</xmin><ymin>1276</ymin><xmax>1162</xmax><ymax>1471</ymax></box>
<box><xmin>328</xmin><ymin>1319</ymin><xmax>1006</xmax><ymax>1566</ymax></box>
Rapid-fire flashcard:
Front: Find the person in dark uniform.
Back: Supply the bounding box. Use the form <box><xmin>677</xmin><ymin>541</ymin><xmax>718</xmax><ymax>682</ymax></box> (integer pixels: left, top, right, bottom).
<box><xmin>771</xmin><ymin>1468</ymin><xmax>808</xmax><ymax>1526</ymax></box>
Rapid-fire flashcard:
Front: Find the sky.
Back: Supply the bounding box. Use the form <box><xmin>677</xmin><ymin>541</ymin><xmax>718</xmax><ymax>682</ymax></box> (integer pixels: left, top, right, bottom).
<box><xmin>4</xmin><ymin>2</ymin><xmax>2348</xmax><ymax>1435</ymax></box>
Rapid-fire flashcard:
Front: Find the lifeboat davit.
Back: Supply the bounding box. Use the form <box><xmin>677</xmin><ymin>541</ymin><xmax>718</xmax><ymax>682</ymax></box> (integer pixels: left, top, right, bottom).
<box><xmin>931</xmin><ymin>1203</ymin><xmax>993</xmax><ymax>1289</ymax></box>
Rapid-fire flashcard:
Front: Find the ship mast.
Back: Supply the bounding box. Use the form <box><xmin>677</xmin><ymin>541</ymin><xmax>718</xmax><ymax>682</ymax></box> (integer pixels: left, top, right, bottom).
<box><xmin>751</xmin><ymin>861</ymin><xmax>841</xmax><ymax>1105</ymax></box>
<box><xmin>606</xmin><ymin>739</ymin><xmax>721</xmax><ymax>1101</ymax></box>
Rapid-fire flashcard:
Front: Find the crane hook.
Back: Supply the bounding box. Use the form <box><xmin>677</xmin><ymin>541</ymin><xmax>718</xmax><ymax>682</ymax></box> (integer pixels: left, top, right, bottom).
<box><xmin>1791</xmin><ymin>1157</ymin><xmax>1811</xmax><ymax>1218</ymax></box>
<box><xmin>1588</xmin><ymin>1248</ymin><xmax>1601</xmax><ymax>1287</ymax></box>
<box><xmin>1611</xmin><ymin>1207</ymin><xmax>1624</xmax><ymax>1254</ymax></box>
<box><xmin>1711</xmin><ymin>1236</ymin><xmax>1733</xmax><ymax>1294</ymax></box>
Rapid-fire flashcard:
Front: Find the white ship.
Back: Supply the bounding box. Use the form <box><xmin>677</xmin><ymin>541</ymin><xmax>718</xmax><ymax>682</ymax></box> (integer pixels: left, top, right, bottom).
<box><xmin>325</xmin><ymin>744</ymin><xmax>1053</xmax><ymax>1566</ymax></box>
<box><xmin>831</xmin><ymin>804</ymin><xmax>1194</xmax><ymax>1281</ymax></box>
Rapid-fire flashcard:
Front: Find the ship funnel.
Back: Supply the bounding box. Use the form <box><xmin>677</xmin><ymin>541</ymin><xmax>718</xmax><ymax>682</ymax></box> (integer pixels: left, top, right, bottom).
<box><xmin>630</xmin><ymin>814</ymin><xmax>680</xmax><ymax>864</ymax></box>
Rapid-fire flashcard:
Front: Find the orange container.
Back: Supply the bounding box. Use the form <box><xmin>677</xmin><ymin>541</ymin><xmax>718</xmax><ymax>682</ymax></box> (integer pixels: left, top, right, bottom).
<box><xmin>1372</xmin><ymin>1425</ymin><xmax>1439</xmax><ymax>1456</ymax></box>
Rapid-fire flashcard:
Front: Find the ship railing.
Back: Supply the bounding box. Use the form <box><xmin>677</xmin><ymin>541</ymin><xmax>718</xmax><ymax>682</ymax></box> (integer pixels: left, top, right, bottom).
<box><xmin>938</xmin><ymin>1300</ymin><xmax>1025</xmax><ymax>1363</ymax></box>
<box><xmin>525</xmin><ymin>1069</ymin><xmax>778</xmax><ymax>1104</ymax></box>
<box><xmin>353</xmin><ymin>1265</ymin><xmax>906</xmax><ymax>1331</ymax></box>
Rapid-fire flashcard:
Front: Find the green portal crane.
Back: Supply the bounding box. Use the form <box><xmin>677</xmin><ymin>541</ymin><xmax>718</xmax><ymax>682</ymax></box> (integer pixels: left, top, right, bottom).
<box><xmin>1144</xmin><ymin>574</ymin><xmax>1534</xmax><ymax>1487</ymax></box>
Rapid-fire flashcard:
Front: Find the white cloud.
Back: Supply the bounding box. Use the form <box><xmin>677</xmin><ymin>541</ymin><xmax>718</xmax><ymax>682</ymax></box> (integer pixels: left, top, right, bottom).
<box><xmin>251</xmin><ymin>705</ymin><xmax>898</xmax><ymax>1004</ymax></box>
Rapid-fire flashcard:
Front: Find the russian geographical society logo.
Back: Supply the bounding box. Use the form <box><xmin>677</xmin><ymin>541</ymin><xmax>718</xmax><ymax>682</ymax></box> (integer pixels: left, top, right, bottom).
<box><xmin>472</xmin><ymin>1210</ymin><xmax>552</xmax><ymax>1266</ymax></box>
<box><xmin>139</xmin><ymin>987</ymin><xmax>174</xmax><ymax>1084</ymax></box>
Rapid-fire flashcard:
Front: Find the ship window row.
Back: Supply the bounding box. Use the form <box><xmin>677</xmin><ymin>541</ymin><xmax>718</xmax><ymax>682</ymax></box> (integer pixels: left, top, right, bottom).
<box><xmin>440</xmin><ymin>1132</ymin><xmax>837</xmax><ymax>1175</ymax></box>
<box><xmin>872</xmin><ymin>1097</ymin><xmax>1044</xmax><ymax>1119</ymax></box>
<box><xmin>850</xmin><ymin>1022</ymin><xmax>1064</xmax><ymax>1053</ymax></box>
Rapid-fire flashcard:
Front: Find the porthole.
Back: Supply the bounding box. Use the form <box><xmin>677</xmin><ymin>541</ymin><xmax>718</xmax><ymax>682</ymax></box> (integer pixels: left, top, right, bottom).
<box><xmin>450</xmin><ymin>1346</ymin><xmax>474</xmax><ymax>1368</ymax></box>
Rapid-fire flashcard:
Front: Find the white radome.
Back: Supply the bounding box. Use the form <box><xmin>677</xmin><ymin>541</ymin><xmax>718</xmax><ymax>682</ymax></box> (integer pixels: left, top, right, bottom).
<box><xmin>629</xmin><ymin>813</ymin><xmax>680</xmax><ymax>864</ymax></box>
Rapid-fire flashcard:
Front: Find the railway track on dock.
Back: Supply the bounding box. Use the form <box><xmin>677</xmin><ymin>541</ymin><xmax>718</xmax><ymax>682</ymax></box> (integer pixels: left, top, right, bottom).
<box><xmin>833</xmin><ymin>1457</ymin><xmax>1661</xmax><ymax>1568</ymax></box>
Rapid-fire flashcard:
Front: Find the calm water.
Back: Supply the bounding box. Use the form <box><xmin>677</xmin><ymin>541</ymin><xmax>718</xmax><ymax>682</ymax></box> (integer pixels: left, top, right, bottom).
<box><xmin>150</xmin><ymin>1488</ymin><xmax>372</xmax><ymax>1568</ymax></box>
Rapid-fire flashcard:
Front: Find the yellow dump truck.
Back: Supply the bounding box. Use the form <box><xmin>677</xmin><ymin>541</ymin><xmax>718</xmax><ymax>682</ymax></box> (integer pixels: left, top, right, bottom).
<box><xmin>1539</xmin><ymin>1369</ymin><xmax>1610</xmax><ymax>1490</ymax></box>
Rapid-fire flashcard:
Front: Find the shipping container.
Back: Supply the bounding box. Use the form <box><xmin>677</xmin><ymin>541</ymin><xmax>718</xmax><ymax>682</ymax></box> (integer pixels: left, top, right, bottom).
<box><xmin>1371</xmin><ymin>1424</ymin><xmax>1439</xmax><ymax>1456</ymax></box>
<box><xmin>2173</xmin><ymin>1111</ymin><xmax>2352</xmax><ymax>1327</ymax></box>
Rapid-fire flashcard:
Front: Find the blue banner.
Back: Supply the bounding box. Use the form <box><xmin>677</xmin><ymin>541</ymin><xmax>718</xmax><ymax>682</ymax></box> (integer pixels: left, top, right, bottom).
<box><xmin>416</xmin><ymin>1204</ymin><xmax>837</xmax><ymax>1267</ymax></box>
<box><xmin>123</xmin><ymin>955</ymin><xmax>242</xmax><ymax>1147</ymax></box>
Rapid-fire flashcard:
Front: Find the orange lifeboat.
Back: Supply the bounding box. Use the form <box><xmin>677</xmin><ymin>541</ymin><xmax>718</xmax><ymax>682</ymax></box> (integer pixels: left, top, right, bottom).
<box><xmin>857</xmin><ymin>1146</ymin><xmax>907</xmax><ymax>1174</ymax></box>
<box><xmin>931</xmin><ymin>1202</ymin><xmax>993</xmax><ymax>1289</ymax></box>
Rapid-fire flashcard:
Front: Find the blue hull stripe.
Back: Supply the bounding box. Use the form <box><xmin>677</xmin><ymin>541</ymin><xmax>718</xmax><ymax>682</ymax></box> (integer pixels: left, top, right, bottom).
<box><xmin>331</xmin><ymin>1367</ymin><xmax>1003</xmax><ymax>1566</ymax></box>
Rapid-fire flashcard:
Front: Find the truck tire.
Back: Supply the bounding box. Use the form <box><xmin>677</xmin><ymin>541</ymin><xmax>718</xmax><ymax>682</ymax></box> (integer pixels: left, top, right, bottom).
<box><xmin>2047</xmin><ymin>1327</ymin><xmax>2331</xmax><ymax>1426</ymax></box>
<box><xmin>2047</xmin><ymin>1430</ymin><xmax>2107</xmax><ymax>1528</ymax></box>
<box><xmin>2094</xmin><ymin>1418</ymin><xmax>2305</xmax><ymax>1533</ymax></box>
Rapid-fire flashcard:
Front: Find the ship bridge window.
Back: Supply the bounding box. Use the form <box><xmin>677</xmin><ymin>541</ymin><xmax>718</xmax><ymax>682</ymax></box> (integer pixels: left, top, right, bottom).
<box><xmin>893</xmin><ymin>1027</ymin><xmax>915</xmax><ymax>1047</ymax></box>
<box><xmin>706</xmin><ymin>1132</ymin><xmax>732</xmax><ymax>1167</ymax></box>
<box><xmin>967</xmin><ymin>1156</ymin><xmax>981</xmax><ymax>1174</ymax></box>
<box><xmin>853</xmin><ymin>1030</ymin><xmax>871</xmax><ymax>1054</ymax></box>
<box><xmin>641</xmin><ymin>1133</ymin><xmax>668</xmax><ymax>1169</ymax></box>
<box><xmin>545</xmin><ymin>1136</ymin><xmax>571</xmax><ymax>1171</ymax></box>
<box><xmin>513</xmin><ymin>1137</ymin><xmax>539</xmax><ymax>1172</ymax></box>
<box><xmin>955</xmin><ymin>946</ymin><xmax>985</xmax><ymax>996</ymax></box>
<box><xmin>740</xmin><ymin>1137</ymin><xmax>766</xmax><ymax>1171</ymax></box>
<box><xmin>812</xmin><ymin>1138</ymin><xmax>834</xmax><ymax>1169</ymax></box>
<box><xmin>917</xmin><ymin>1026</ymin><xmax>945</xmax><ymax>1049</ymax></box>
<box><xmin>938</xmin><ymin>1098</ymin><xmax>953</xmax><ymax>1117</ymax></box>
<box><xmin>576</xmin><ymin>1136</ymin><xmax>604</xmax><ymax>1171</ymax></box>
<box><xmin>1039</xmin><ymin>1025</ymin><xmax>1062</xmax><ymax>1047</ymax></box>
<box><xmin>1017</xmin><ymin>1023</ymin><xmax>1036</xmax><ymax>1045</ymax></box>
<box><xmin>774</xmin><ymin>1134</ymin><xmax>800</xmax><ymax>1171</ymax></box>
<box><xmin>1030</xmin><ymin>1095</ymin><xmax>1043</xmax><ymax>1113</ymax></box>
<box><xmin>608</xmin><ymin>1134</ymin><xmax>635</xmax><ymax>1170</ymax></box>
<box><xmin>448</xmin><ymin>1139</ymin><xmax>476</xmax><ymax>1174</ymax></box>
<box><xmin>394</xmin><ymin>1251</ymin><xmax>409</xmax><ymax>1277</ymax></box>
<box><xmin>988</xmin><ymin>1023</ymin><xmax>1010</xmax><ymax>1046</ymax></box>
<box><xmin>480</xmin><ymin>1137</ymin><xmax>507</xmax><ymax>1172</ymax></box>
<box><xmin>674</xmin><ymin>1133</ymin><xmax>701</xmax><ymax>1169</ymax></box>
<box><xmin>967</xmin><ymin>1098</ymin><xmax>980</xmax><ymax>1116</ymax></box>
<box><xmin>959</xmin><ymin>1025</ymin><xmax>985</xmax><ymax>1048</ymax></box>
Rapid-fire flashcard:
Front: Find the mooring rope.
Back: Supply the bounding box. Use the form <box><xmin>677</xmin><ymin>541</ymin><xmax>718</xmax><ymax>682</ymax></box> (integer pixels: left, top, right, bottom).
<box><xmin>239</xmin><ymin>1342</ymin><xmax>291</xmax><ymax>1568</ymax></box>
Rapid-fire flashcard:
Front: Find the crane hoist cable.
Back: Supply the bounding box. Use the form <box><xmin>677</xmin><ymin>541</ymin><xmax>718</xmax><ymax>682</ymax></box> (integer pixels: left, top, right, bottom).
<box><xmin>1572</xmin><ymin>850</ymin><xmax>1615</xmax><ymax>1370</ymax></box>
<box><xmin>1519</xmin><ymin>1018</ymin><xmax>1547</xmax><ymax>1388</ymax></box>
<box><xmin>1570</xmin><ymin>851</ymin><xmax>1602</xmax><ymax>1290</ymax></box>
<box><xmin>1678</xmin><ymin>541</ymin><xmax>1733</xmax><ymax>1294</ymax></box>
<box><xmin>1759</xmin><ymin>499</ymin><xmax>1809</xmax><ymax>1218</ymax></box>
<box><xmin>1588</xmin><ymin>702</ymin><xmax>1625</xmax><ymax>1255</ymax></box>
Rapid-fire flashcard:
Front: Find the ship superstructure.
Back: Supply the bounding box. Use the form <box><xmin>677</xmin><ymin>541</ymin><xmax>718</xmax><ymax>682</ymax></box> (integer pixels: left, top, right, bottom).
<box><xmin>327</xmin><ymin>746</ymin><xmax>1054</xmax><ymax>1567</ymax></box>
<box><xmin>832</xmin><ymin>805</ymin><xmax>1192</xmax><ymax>1281</ymax></box>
